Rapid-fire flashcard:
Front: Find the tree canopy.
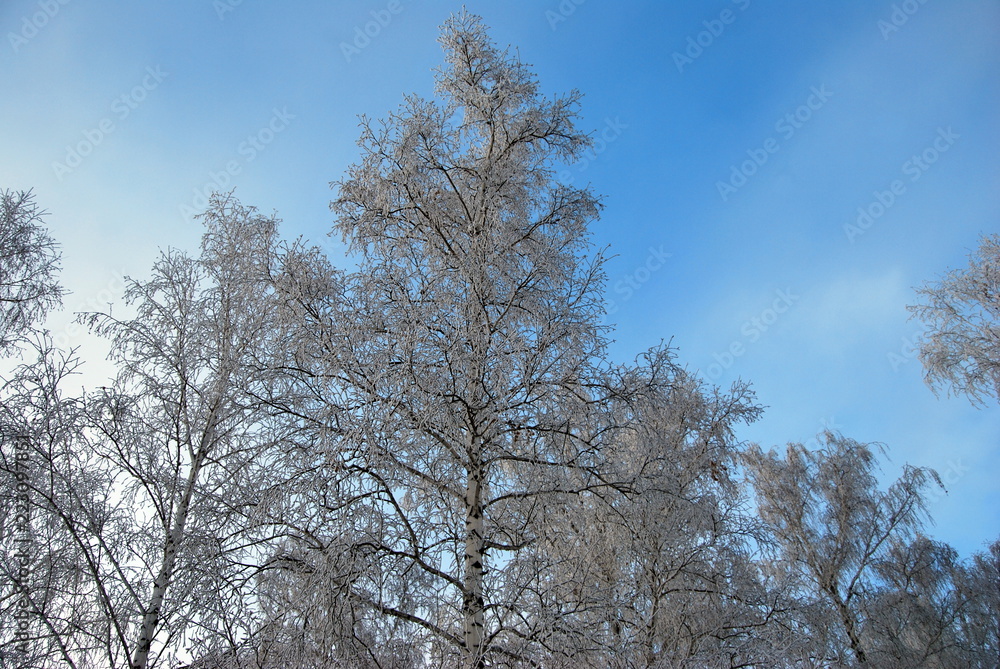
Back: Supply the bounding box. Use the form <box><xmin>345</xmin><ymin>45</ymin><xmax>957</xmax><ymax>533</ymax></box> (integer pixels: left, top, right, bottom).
<box><xmin>1</xmin><ymin>11</ymin><xmax>997</xmax><ymax>669</ymax></box>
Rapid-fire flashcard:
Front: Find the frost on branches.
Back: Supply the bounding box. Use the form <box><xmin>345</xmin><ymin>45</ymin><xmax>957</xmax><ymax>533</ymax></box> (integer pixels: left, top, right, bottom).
<box><xmin>265</xmin><ymin>10</ymin><xmax>768</xmax><ymax>667</ymax></box>
<box><xmin>909</xmin><ymin>233</ymin><xmax>1000</xmax><ymax>407</ymax></box>
<box><xmin>2</xmin><ymin>13</ymin><xmax>1000</xmax><ymax>669</ymax></box>
<box><xmin>0</xmin><ymin>189</ymin><xmax>64</xmax><ymax>355</ymax></box>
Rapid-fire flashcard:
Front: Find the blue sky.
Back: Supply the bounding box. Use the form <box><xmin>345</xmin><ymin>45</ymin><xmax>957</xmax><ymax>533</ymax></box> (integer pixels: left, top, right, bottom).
<box><xmin>2</xmin><ymin>0</ymin><xmax>998</xmax><ymax>557</ymax></box>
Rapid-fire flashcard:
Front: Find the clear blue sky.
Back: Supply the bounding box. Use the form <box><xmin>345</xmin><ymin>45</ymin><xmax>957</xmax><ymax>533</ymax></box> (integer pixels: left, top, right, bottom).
<box><xmin>2</xmin><ymin>0</ymin><xmax>998</xmax><ymax>557</ymax></box>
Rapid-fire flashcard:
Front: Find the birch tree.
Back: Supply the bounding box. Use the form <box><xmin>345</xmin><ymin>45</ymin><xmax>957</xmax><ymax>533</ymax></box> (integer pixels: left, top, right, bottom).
<box><xmin>268</xmin><ymin>11</ymin><xmax>652</xmax><ymax>666</ymax></box>
<box><xmin>512</xmin><ymin>360</ymin><xmax>759</xmax><ymax>667</ymax></box>
<box><xmin>5</xmin><ymin>195</ymin><xmax>297</xmax><ymax>669</ymax></box>
<box><xmin>863</xmin><ymin>535</ymin><xmax>968</xmax><ymax>666</ymax></box>
<box><xmin>0</xmin><ymin>339</ymin><xmax>91</xmax><ymax>669</ymax></box>
<box><xmin>743</xmin><ymin>433</ymin><xmax>943</xmax><ymax>666</ymax></box>
<box><xmin>86</xmin><ymin>196</ymin><xmax>298</xmax><ymax>669</ymax></box>
<box><xmin>526</xmin><ymin>356</ymin><xmax>799</xmax><ymax>668</ymax></box>
<box><xmin>909</xmin><ymin>233</ymin><xmax>1000</xmax><ymax>407</ymax></box>
<box><xmin>0</xmin><ymin>188</ymin><xmax>76</xmax><ymax>667</ymax></box>
<box><xmin>961</xmin><ymin>539</ymin><xmax>1000</xmax><ymax>664</ymax></box>
<box><xmin>596</xmin><ymin>373</ymin><xmax>775</xmax><ymax>668</ymax></box>
<box><xmin>0</xmin><ymin>188</ymin><xmax>64</xmax><ymax>355</ymax></box>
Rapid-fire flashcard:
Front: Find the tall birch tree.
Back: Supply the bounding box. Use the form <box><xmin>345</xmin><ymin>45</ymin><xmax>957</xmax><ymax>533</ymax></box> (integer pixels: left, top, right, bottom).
<box><xmin>270</xmin><ymin>11</ymin><xmax>642</xmax><ymax>666</ymax></box>
<box><xmin>0</xmin><ymin>188</ymin><xmax>73</xmax><ymax>668</ymax></box>
<box><xmin>6</xmin><ymin>195</ymin><xmax>297</xmax><ymax>669</ymax></box>
<box><xmin>88</xmin><ymin>197</ymin><xmax>296</xmax><ymax>669</ymax></box>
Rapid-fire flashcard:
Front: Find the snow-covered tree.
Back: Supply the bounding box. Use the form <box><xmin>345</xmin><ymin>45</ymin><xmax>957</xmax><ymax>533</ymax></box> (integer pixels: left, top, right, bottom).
<box><xmin>863</xmin><ymin>535</ymin><xmax>968</xmax><ymax>666</ymax></box>
<box><xmin>86</xmin><ymin>196</ymin><xmax>301</xmax><ymax>669</ymax></box>
<box><xmin>521</xmin><ymin>355</ymin><xmax>778</xmax><ymax>668</ymax></box>
<box><xmin>0</xmin><ymin>338</ymin><xmax>88</xmax><ymax>669</ymax></box>
<box><xmin>909</xmin><ymin>233</ymin><xmax>1000</xmax><ymax>407</ymax></box>
<box><xmin>2</xmin><ymin>195</ymin><xmax>299</xmax><ymax>669</ymax></box>
<box><xmin>958</xmin><ymin>539</ymin><xmax>1000</xmax><ymax>664</ymax></box>
<box><xmin>265</xmin><ymin>11</ymin><xmax>689</xmax><ymax>667</ymax></box>
<box><xmin>743</xmin><ymin>433</ymin><xmax>943</xmax><ymax>666</ymax></box>
<box><xmin>0</xmin><ymin>189</ymin><xmax>64</xmax><ymax>355</ymax></box>
<box><xmin>0</xmin><ymin>189</ymin><xmax>74</xmax><ymax>668</ymax></box>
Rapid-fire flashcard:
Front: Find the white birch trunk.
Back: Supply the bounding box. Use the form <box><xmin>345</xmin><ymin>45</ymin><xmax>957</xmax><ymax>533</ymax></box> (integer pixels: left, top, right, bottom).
<box><xmin>130</xmin><ymin>449</ymin><xmax>206</xmax><ymax>669</ymax></box>
<box><xmin>463</xmin><ymin>435</ymin><xmax>485</xmax><ymax>669</ymax></box>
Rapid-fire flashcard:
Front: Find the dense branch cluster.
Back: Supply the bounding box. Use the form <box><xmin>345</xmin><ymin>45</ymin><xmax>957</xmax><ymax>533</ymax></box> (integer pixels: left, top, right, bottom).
<box><xmin>1</xmin><ymin>12</ymin><xmax>998</xmax><ymax>669</ymax></box>
<box><xmin>0</xmin><ymin>189</ymin><xmax>64</xmax><ymax>356</ymax></box>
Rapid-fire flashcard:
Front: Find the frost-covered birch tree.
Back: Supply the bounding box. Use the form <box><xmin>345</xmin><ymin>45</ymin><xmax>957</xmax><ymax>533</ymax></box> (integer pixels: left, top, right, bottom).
<box><xmin>864</xmin><ymin>535</ymin><xmax>969</xmax><ymax>666</ymax></box>
<box><xmin>268</xmin><ymin>11</ymin><xmax>653</xmax><ymax>667</ymax></box>
<box><xmin>517</xmin><ymin>352</ymin><xmax>777</xmax><ymax>668</ymax></box>
<box><xmin>595</xmin><ymin>371</ymin><xmax>774</xmax><ymax>668</ymax></box>
<box><xmin>960</xmin><ymin>539</ymin><xmax>1000</xmax><ymax>664</ymax></box>
<box><xmin>0</xmin><ymin>189</ymin><xmax>64</xmax><ymax>355</ymax></box>
<box><xmin>744</xmin><ymin>433</ymin><xmax>943</xmax><ymax>666</ymax></box>
<box><xmin>909</xmin><ymin>233</ymin><xmax>1000</xmax><ymax>407</ymax></box>
<box><xmin>8</xmin><ymin>196</ymin><xmax>298</xmax><ymax>669</ymax></box>
<box><xmin>0</xmin><ymin>339</ymin><xmax>88</xmax><ymax>669</ymax></box>
<box><xmin>87</xmin><ymin>197</ymin><xmax>298</xmax><ymax>669</ymax></box>
<box><xmin>0</xmin><ymin>188</ymin><xmax>75</xmax><ymax>668</ymax></box>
